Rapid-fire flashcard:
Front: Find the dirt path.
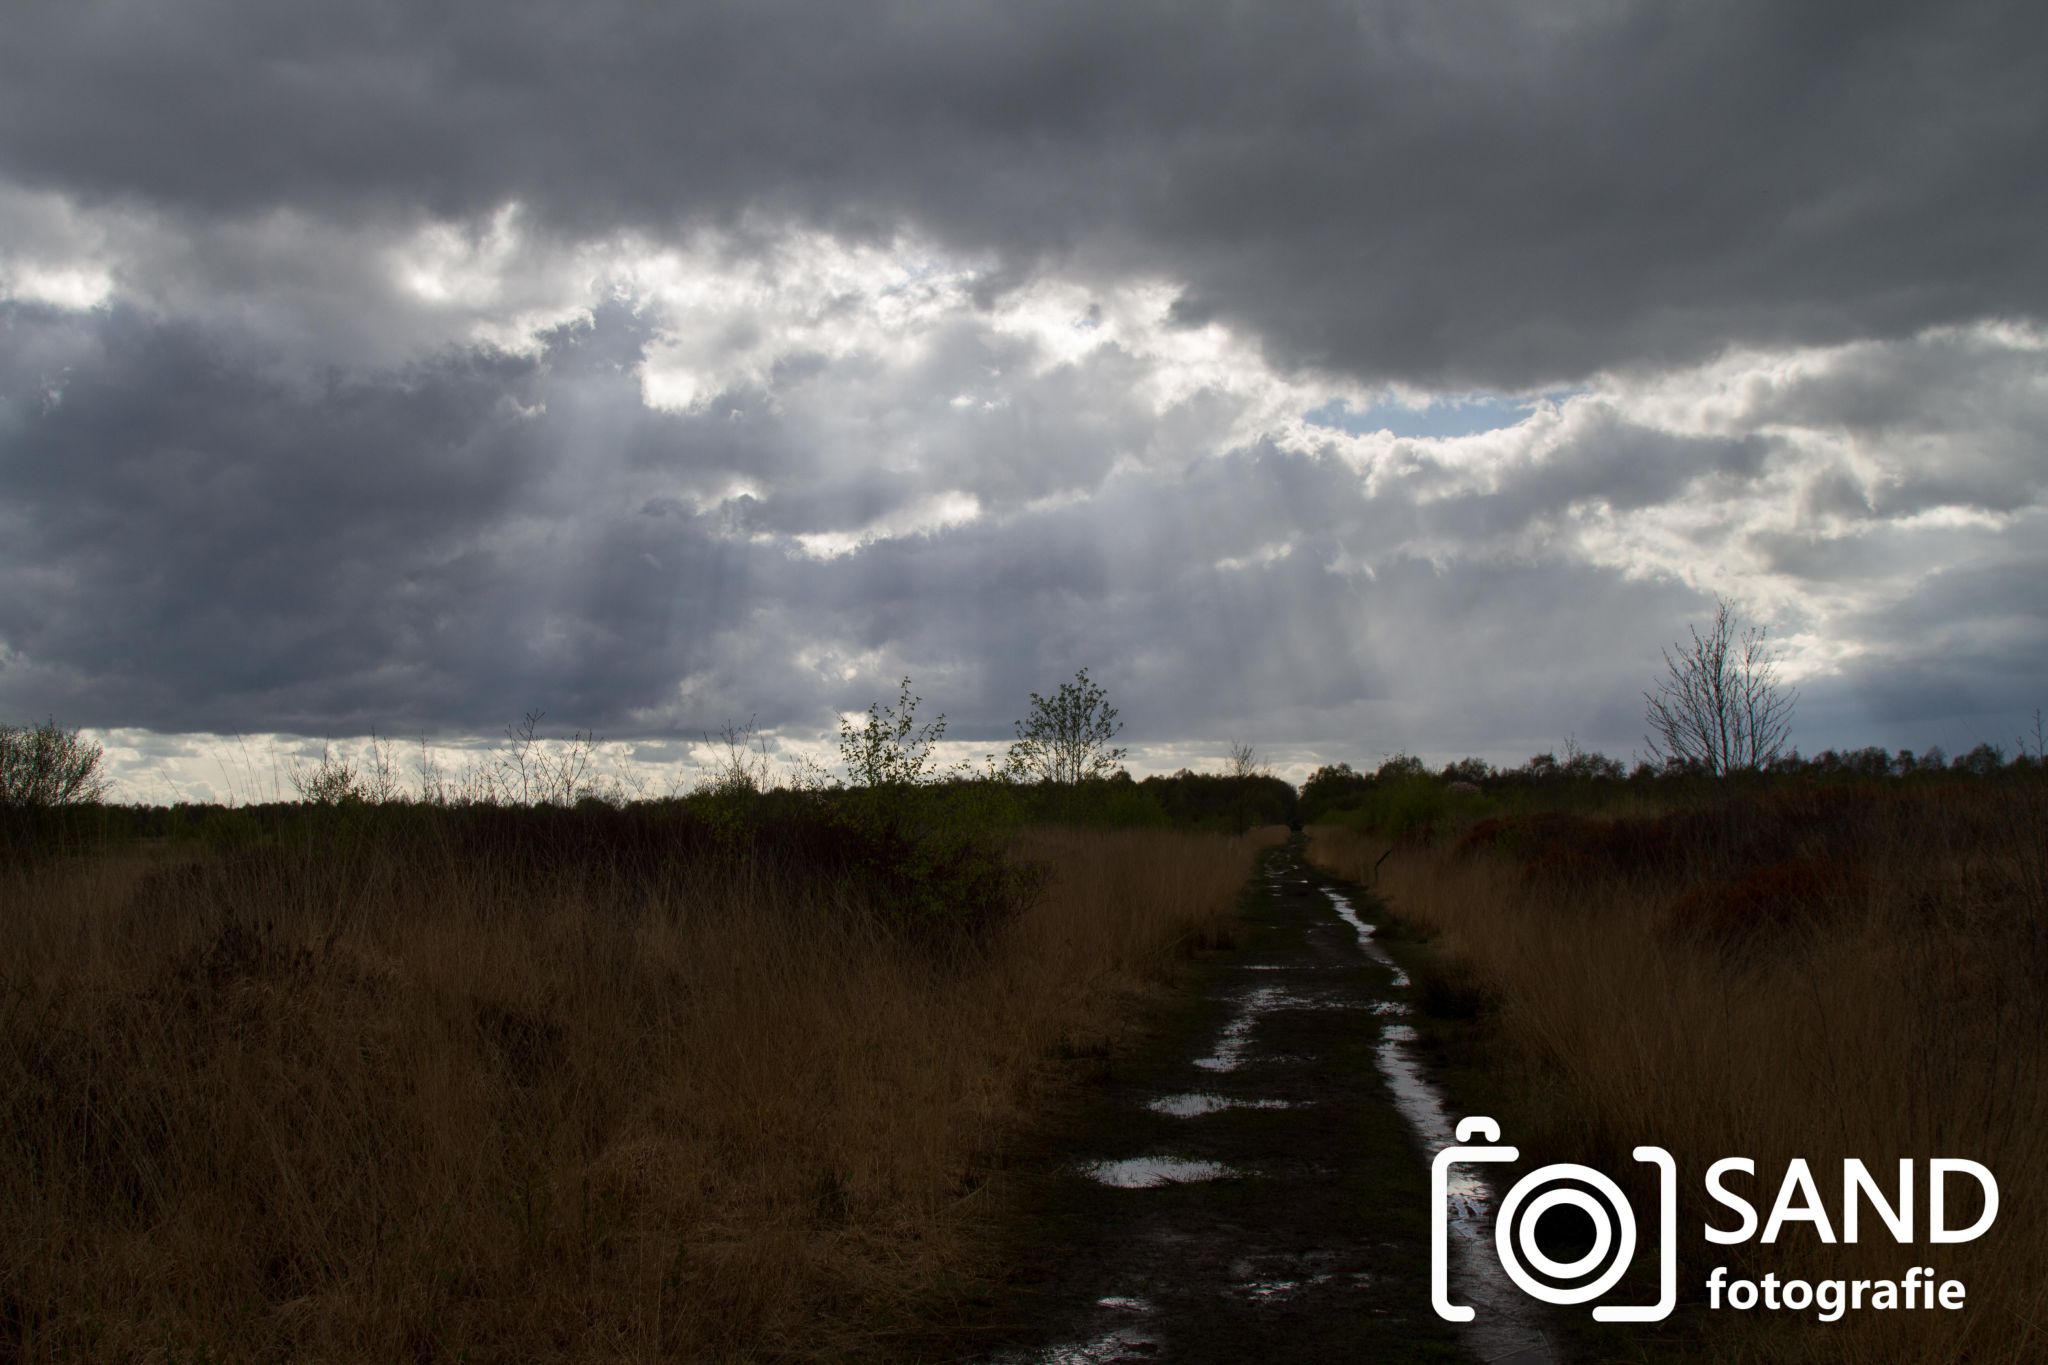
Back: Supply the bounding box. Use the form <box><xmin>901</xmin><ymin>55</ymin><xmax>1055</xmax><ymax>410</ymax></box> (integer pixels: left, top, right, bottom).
<box><xmin>967</xmin><ymin>839</ymin><xmax>1556</xmax><ymax>1364</ymax></box>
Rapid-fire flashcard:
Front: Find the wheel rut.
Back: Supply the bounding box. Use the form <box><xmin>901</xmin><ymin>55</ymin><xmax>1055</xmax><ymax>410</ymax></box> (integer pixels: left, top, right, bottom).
<box><xmin>970</xmin><ymin>839</ymin><xmax>1558</xmax><ymax>1365</ymax></box>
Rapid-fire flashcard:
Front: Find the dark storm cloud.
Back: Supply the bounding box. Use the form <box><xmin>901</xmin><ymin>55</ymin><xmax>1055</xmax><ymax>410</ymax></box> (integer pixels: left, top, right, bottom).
<box><xmin>0</xmin><ymin>298</ymin><xmax>1198</xmax><ymax>737</ymax></box>
<box><xmin>0</xmin><ymin>302</ymin><xmax>779</xmax><ymax>734</ymax></box>
<box><xmin>1812</xmin><ymin>546</ymin><xmax>2048</xmax><ymax>745</ymax></box>
<box><xmin>4</xmin><ymin>0</ymin><xmax>2043</xmax><ymax>389</ymax></box>
<box><xmin>0</xmin><ymin>298</ymin><xmax>1713</xmax><ymax>746</ymax></box>
<box><xmin>7</xmin><ymin>284</ymin><xmax>2044</xmax><ymax>773</ymax></box>
<box><xmin>5</xmin><ymin>1</ymin><xmax>2046</xmax><ymax>782</ymax></box>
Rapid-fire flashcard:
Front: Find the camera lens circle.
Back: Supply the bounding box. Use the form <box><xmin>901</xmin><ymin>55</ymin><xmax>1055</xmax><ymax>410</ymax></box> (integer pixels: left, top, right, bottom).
<box><xmin>1516</xmin><ymin>1187</ymin><xmax>1612</xmax><ymax>1279</ymax></box>
<box><xmin>1494</xmin><ymin>1163</ymin><xmax>1636</xmax><ymax>1306</ymax></box>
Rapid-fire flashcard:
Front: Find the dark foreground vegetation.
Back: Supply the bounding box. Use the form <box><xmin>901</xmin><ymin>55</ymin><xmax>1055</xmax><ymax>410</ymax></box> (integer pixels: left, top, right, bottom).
<box><xmin>1</xmin><ymin>772</ymin><xmax>1287</xmax><ymax>1360</ymax></box>
<box><xmin>0</xmin><ymin>679</ymin><xmax>1299</xmax><ymax>1358</ymax></box>
<box><xmin>1309</xmin><ymin>755</ymin><xmax>2047</xmax><ymax>1365</ymax></box>
<box><xmin>6</xmin><ymin>635</ymin><xmax>2041</xmax><ymax>1361</ymax></box>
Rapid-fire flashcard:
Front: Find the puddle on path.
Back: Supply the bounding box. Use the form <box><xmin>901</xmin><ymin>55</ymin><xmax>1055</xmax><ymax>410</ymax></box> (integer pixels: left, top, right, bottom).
<box><xmin>1081</xmin><ymin>1156</ymin><xmax>1237</xmax><ymax>1188</ymax></box>
<box><xmin>1146</xmin><ymin>1092</ymin><xmax>1297</xmax><ymax>1117</ymax></box>
<box><xmin>1330</xmin><ymin>889</ymin><xmax>1560</xmax><ymax>1365</ymax></box>
<box><xmin>991</xmin><ymin>857</ymin><xmax>1556</xmax><ymax>1364</ymax></box>
<box><xmin>1374</xmin><ymin>1022</ymin><xmax>1459</xmax><ymax>1150</ymax></box>
<box><xmin>1325</xmin><ymin>889</ymin><xmax>1412</xmax><ymax>987</ymax></box>
<box><xmin>1191</xmin><ymin>1007</ymin><xmax>1257</xmax><ymax>1072</ymax></box>
<box><xmin>1229</xmin><ymin>1250</ymin><xmax>1374</xmax><ymax>1305</ymax></box>
<box><xmin>1019</xmin><ymin>1327</ymin><xmax>1161</xmax><ymax>1364</ymax></box>
<box><xmin>1193</xmin><ymin>984</ymin><xmax>1342</xmax><ymax>1071</ymax></box>
<box><xmin>992</xmin><ymin>1297</ymin><xmax>1162</xmax><ymax>1365</ymax></box>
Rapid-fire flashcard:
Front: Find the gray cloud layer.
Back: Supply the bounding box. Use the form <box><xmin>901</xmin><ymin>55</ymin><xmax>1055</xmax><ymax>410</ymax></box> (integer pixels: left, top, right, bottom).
<box><xmin>8</xmin><ymin>297</ymin><xmax>2041</xmax><ymax>761</ymax></box>
<box><xmin>5</xmin><ymin>0</ymin><xmax>2044</xmax><ymax>388</ymax></box>
<box><xmin>2</xmin><ymin>1</ymin><xmax>2045</xmax><ymax>782</ymax></box>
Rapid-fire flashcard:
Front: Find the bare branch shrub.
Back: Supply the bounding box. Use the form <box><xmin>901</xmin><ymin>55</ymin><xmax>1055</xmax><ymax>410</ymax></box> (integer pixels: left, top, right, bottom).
<box><xmin>0</xmin><ymin>719</ymin><xmax>111</xmax><ymax>806</ymax></box>
<box><xmin>491</xmin><ymin>710</ymin><xmax>607</xmax><ymax>805</ymax></box>
<box><xmin>701</xmin><ymin>717</ymin><xmax>774</xmax><ymax>797</ymax></box>
<box><xmin>291</xmin><ymin>744</ymin><xmax>364</xmax><ymax>805</ymax></box>
<box><xmin>1644</xmin><ymin>599</ymin><xmax>1798</xmax><ymax>776</ymax></box>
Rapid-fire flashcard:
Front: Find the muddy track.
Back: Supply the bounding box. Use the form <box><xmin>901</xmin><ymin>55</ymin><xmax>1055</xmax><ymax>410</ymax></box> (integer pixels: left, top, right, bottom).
<box><xmin>965</xmin><ymin>839</ymin><xmax>1556</xmax><ymax>1365</ymax></box>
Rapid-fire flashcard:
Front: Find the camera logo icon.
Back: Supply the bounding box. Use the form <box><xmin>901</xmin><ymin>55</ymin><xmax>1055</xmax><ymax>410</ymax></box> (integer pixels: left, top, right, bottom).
<box><xmin>1432</xmin><ymin>1117</ymin><xmax>1677</xmax><ymax>1323</ymax></box>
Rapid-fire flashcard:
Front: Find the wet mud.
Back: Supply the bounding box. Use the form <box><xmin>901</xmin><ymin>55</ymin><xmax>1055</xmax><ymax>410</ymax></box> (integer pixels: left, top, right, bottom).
<box><xmin>967</xmin><ymin>841</ymin><xmax>1558</xmax><ymax>1364</ymax></box>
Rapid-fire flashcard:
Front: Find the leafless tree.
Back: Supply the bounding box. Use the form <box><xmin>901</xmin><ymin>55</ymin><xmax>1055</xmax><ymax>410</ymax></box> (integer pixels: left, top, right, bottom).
<box><xmin>2019</xmin><ymin>709</ymin><xmax>2046</xmax><ymax>765</ymax></box>
<box><xmin>500</xmin><ymin>710</ymin><xmax>545</xmax><ymax>805</ymax></box>
<box><xmin>454</xmin><ymin>751</ymin><xmax>506</xmax><ymax>805</ymax></box>
<box><xmin>415</xmin><ymin>736</ymin><xmax>449</xmax><ymax>805</ymax></box>
<box><xmin>492</xmin><ymin>710</ymin><xmax>606</xmax><ymax>805</ymax></box>
<box><xmin>1224</xmin><ymin>741</ymin><xmax>1270</xmax><ymax>833</ymax></box>
<box><xmin>1643</xmin><ymin>599</ymin><xmax>1798</xmax><ymax>776</ymax></box>
<box><xmin>361</xmin><ymin>731</ymin><xmax>404</xmax><ymax>803</ymax></box>
<box><xmin>535</xmin><ymin>727</ymin><xmax>601</xmax><ymax>805</ymax></box>
<box><xmin>701</xmin><ymin>717</ymin><xmax>774</xmax><ymax>796</ymax></box>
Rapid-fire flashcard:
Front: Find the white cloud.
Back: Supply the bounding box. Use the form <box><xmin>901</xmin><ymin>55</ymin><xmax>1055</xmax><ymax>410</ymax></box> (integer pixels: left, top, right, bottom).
<box><xmin>792</xmin><ymin>489</ymin><xmax>983</xmax><ymax>559</ymax></box>
<box><xmin>5</xmin><ymin>196</ymin><xmax>2043</xmax><ymax>786</ymax></box>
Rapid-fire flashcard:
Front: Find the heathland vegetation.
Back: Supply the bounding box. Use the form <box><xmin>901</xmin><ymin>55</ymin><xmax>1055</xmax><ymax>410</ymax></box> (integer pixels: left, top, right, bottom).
<box><xmin>0</xmin><ymin>676</ymin><xmax>1299</xmax><ymax>1360</ymax></box>
<box><xmin>7</xmin><ymin>623</ymin><xmax>2042</xmax><ymax>1362</ymax></box>
<box><xmin>1303</xmin><ymin>725</ymin><xmax>2047</xmax><ymax>1361</ymax></box>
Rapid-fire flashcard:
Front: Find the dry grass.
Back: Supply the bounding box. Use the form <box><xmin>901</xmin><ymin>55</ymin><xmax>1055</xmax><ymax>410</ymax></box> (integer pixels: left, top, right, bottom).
<box><xmin>1310</xmin><ymin>785</ymin><xmax>2048</xmax><ymax>1364</ymax></box>
<box><xmin>0</xmin><ymin>822</ymin><xmax>1282</xmax><ymax>1362</ymax></box>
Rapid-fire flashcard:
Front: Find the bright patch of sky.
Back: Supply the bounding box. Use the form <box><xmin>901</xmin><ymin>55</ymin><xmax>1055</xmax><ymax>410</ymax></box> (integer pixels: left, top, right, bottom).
<box><xmin>1306</xmin><ymin>393</ymin><xmax>1538</xmax><ymax>440</ymax></box>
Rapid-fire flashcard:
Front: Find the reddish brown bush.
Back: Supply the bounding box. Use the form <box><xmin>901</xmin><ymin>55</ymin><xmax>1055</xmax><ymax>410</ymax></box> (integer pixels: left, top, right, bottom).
<box><xmin>1664</xmin><ymin>855</ymin><xmax>1871</xmax><ymax>949</ymax></box>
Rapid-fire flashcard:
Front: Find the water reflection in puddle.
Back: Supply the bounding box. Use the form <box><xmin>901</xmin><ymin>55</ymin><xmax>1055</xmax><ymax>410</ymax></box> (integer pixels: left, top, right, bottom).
<box><xmin>994</xmin><ymin>1296</ymin><xmax>1160</xmax><ymax>1364</ymax></box>
<box><xmin>1012</xmin><ymin>869</ymin><xmax>1553</xmax><ymax>1364</ymax></box>
<box><xmin>1025</xmin><ymin>1326</ymin><xmax>1160</xmax><ymax>1364</ymax></box>
<box><xmin>1325</xmin><ymin>890</ymin><xmax>1412</xmax><ymax>987</ymax></box>
<box><xmin>1228</xmin><ymin>1251</ymin><xmax>1373</xmax><ymax>1304</ymax></box>
<box><xmin>1374</xmin><ymin>1023</ymin><xmax>1458</xmax><ymax>1149</ymax></box>
<box><xmin>1324</xmin><ymin>887</ymin><xmax>1559</xmax><ymax>1365</ymax></box>
<box><xmin>1147</xmin><ymin>1092</ymin><xmax>1297</xmax><ymax>1117</ymax></box>
<box><xmin>1192</xmin><ymin>997</ymin><xmax>1258</xmax><ymax>1072</ymax></box>
<box><xmin>1082</xmin><ymin>1156</ymin><xmax>1236</xmax><ymax>1188</ymax></box>
<box><xmin>1194</xmin><ymin>985</ymin><xmax>1340</xmax><ymax>1071</ymax></box>
<box><xmin>1234</xmin><ymin>1270</ymin><xmax>1373</xmax><ymax>1303</ymax></box>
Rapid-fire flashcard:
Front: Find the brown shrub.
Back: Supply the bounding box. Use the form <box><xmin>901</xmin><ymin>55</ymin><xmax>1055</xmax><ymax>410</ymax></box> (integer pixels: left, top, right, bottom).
<box><xmin>0</xmin><ymin>823</ymin><xmax>1280</xmax><ymax>1361</ymax></box>
<box><xmin>1665</xmin><ymin>855</ymin><xmax>1871</xmax><ymax>951</ymax></box>
<box><xmin>1309</xmin><ymin>781</ymin><xmax>2048</xmax><ymax>1365</ymax></box>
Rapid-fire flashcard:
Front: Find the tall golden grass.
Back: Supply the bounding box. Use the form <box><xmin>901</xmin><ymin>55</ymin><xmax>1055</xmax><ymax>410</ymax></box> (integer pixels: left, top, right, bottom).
<box><xmin>1310</xmin><ymin>784</ymin><xmax>2048</xmax><ymax>1364</ymax></box>
<box><xmin>1</xmin><ymin>824</ymin><xmax>1282</xmax><ymax>1361</ymax></box>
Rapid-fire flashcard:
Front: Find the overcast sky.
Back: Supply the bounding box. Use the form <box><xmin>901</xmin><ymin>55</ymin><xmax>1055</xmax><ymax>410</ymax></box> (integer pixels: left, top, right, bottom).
<box><xmin>3</xmin><ymin>1</ymin><xmax>2045</xmax><ymax>798</ymax></box>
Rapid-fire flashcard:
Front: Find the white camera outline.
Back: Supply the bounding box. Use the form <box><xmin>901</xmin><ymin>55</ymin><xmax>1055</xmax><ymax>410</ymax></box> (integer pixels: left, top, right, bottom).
<box><xmin>1431</xmin><ymin>1116</ymin><xmax>1676</xmax><ymax>1324</ymax></box>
